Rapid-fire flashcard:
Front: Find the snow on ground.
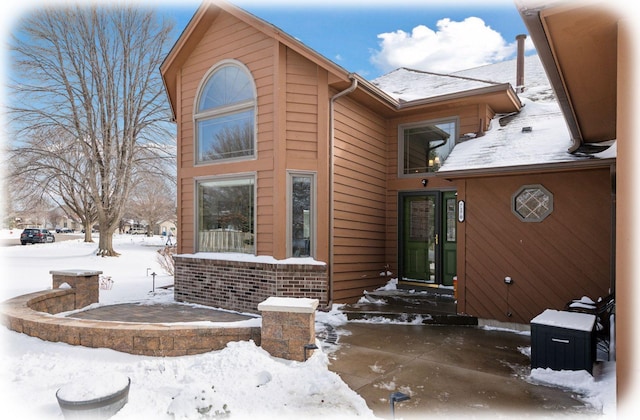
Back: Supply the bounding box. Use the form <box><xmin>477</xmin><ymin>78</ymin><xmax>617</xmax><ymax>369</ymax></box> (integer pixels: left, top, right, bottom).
<box><xmin>0</xmin><ymin>231</ymin><xmax>616</xmax><ymax>418</ymax></box>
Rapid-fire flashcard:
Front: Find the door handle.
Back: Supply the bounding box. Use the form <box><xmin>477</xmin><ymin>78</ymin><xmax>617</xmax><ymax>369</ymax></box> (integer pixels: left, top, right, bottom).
<box><xmin>435</xmin><ymin>234</ymin><xmax>439</xmax><ymax>245</ymax></box>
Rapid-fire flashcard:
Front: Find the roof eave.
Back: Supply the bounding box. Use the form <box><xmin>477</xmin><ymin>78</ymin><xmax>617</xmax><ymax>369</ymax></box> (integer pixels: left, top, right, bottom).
<box><xmin>160</xmin><ymin>1</ymin><xmax>354</xmax><ymax>117</ymax></box>
<box><xmin>160</xmin><ymin>1</ymin><xmax>219</xmax><ymax>120</ymax></box>
<box><xmin>397</xmin><ymin>83</ymin><xmax>522</xmax><ymax>112</ymax></box>
<box><xmin>516</xmin><ymin>1</ymin><xmax>583</xmax><ymax>152</ymax></box>
<box><xmin>436</xmin><ymin>157</ymin><xmax>615</xmax><ymax>180</ymax></box>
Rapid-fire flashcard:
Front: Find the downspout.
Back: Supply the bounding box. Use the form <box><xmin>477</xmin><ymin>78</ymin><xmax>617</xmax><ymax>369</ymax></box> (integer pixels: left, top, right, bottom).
<box><xmin>328</xmin><ymin>75</ymin><xmax>358</xmax><ymax>307</ymax></box>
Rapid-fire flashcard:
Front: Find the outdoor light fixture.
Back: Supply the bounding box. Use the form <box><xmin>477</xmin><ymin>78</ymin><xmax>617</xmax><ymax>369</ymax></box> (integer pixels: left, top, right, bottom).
<box><xmin>303</xmin><ymin>343</ymin><xmax>318</xmax><ymax>361</ymax></box>
<box><xmin>421</xmin><ymin>179</ymin><xmax>428</xmax><ymax>187</ymax></box>
<box><xmin>390</xmin><ymin>391</ymin><xmax>411</xmax><ymax>418</ymax></box>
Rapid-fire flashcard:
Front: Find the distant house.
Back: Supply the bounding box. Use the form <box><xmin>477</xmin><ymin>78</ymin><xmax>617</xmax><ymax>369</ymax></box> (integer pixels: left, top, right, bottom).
<box><xmin>160</xmin><ymin>1</ymin><xmax>617</xmax><ymax>326</ymax></box>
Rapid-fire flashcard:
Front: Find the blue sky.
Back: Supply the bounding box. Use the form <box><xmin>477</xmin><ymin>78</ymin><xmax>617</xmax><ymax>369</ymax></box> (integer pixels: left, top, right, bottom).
<box><xmin>158</xmin><ymin>0</ymin><xmax>536</xmax><ymax>80</ymax></box>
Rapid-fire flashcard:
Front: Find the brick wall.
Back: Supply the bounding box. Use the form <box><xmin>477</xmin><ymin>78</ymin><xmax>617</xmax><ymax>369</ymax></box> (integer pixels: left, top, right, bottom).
<box><xmin>174</xmin><ymin>256</ymin><xmax>328</xmax><ymax>313</ymax></box>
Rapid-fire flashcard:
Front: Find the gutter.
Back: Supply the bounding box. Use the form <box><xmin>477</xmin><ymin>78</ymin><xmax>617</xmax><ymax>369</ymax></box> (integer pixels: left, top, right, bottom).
<box><xmin>516</xmin><ymin>2</ymin><xmax>583</xmax><ymax>152</ymax></box>
<box><xmin>328</xmin><ymin>75</ymin><xmax>358</xmax><ymax>307</ymax></box>
<box><xmin>396</xmin><ymin>83</ymin><xmax>521</xmax><ymax>110</ymax></box>
<box><xmin>436</xmin><ymin>158</ymin><xmax>616</xmax><ymax>180</ymax></box>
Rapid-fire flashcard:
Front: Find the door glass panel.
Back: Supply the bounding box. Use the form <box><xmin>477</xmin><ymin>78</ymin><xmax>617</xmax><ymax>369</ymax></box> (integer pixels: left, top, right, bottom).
<box><xmin>403</xmin><ymin>195</ymin><xmax>436</xmax><ymax>283</ymax></box>
<box><xmin>442</xmin><ymin>193</ymin><xmax>457</xmax><ymax>286</ymax></box>
<box><xmin>446</xmin><ymin>198</ymin><xmax>456</xmax><ymax>242</ymax></box>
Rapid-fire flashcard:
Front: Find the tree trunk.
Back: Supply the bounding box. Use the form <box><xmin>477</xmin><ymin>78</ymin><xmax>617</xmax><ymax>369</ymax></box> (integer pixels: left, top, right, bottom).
<box><xmin>97</xmin><ymin>227</ymin><xmax>119</xmax><ymax>257</ymax></box>
<box><xmin>9</xmin><ymin>7</ymin><xmax>175</xmax><ymax>258</ymax></box>
<box><xmin>84</xmin><ymin>225</ymin><xmax>93</xmax><ymax>243</ymax></box>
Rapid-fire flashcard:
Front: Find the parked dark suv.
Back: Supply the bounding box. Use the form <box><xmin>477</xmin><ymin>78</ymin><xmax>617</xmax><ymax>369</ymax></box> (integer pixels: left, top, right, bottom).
<box><xmin>20</xmin><ymin>228</ymin><xmax>56</xmax><ymax>245</ymax></box>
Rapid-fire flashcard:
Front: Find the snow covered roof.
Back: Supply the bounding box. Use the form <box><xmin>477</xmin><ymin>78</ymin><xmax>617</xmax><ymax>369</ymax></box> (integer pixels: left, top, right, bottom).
<box><xmin>371</xmin><ymin>68</ymin><xmax>502</xmax><ymax>102</ymax></box>
<box><xmin>371</xmin><ymin>54</ymin><xmax>616</xmax><ymax>173</ymax></box>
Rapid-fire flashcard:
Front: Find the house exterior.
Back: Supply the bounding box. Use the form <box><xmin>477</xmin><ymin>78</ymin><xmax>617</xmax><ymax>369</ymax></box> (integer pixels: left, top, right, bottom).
<box><xmin>160</xmin><ymin>1</ymin><xmax>617</xmax><ymax>329</ymax></box>
<box><xmin>514</xmin><ymin>0</ymin><xmax>631</xmax><ymax>408</ymax></box>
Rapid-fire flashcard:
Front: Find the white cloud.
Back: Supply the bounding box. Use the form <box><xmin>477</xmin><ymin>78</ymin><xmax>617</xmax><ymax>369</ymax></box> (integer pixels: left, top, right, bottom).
<box><xmin>371</xmin><ymin>16</ymin><xmax>524</xmax><ymax>74</ymax></box>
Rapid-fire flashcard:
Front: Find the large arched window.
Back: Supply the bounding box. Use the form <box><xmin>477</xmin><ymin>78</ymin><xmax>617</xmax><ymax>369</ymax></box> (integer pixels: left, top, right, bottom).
<box><xmin>195</xmin><ymin>61</ymin><xmax>256</xmax><ymax>164</ymax></box>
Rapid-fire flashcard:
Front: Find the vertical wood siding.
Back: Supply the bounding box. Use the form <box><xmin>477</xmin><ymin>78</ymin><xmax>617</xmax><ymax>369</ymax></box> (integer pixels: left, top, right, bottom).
<box><xmin>462</xmin><ymin>168</ymin><xmax>612</xmax><ymax>324</ymax></box>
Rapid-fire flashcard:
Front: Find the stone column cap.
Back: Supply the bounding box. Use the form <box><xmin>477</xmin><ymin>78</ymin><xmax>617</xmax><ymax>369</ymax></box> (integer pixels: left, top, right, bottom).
<box><xmin>49</xmin><ymin>269</ymin><xmax>104</xmax><ymax>277</ymax></box>
<box><xmin>258</xmin><ymin>297</ymin><xmax>319</xmax><ymax>313</ymax></box>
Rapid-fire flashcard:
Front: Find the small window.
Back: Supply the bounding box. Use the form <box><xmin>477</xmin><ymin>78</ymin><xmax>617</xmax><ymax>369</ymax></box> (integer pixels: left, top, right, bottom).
<box><xmin>399</xmin><ymin>118</ymin><xmax>457</xmax><ymax>176</ymax></box>
<box><xmin>288</xmin><ymin>172</ymin><xmax>316</xmax><ymax>258</ymax></box>
<box><xmin>195</xmin><ymin>62</ymin><xmax>256</xmax><ymax>164</ymax></box>
<box><xmin>512</xmin><ymin>185</ymin><xmax>553</xmax><ymax>222</ymax></box>
<box><xmin>196</xmin><ymin>176</ymin><xmax>255</xmax><ymax>253</ymax></box>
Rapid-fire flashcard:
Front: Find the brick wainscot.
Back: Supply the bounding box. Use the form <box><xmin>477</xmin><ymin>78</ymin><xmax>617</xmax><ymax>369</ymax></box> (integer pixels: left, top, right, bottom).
<box><xmin>174</xmin><ymin>254</ymin><xmax>328</xmax><ymax>314</ymax></box>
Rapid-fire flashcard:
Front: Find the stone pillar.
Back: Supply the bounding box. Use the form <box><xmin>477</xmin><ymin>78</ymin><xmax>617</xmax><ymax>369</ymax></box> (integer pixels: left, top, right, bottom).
<box><xmin>258</xmin><ymin>297</ymin><xmax>319</xmax><ymax>362</ymax></box>
<box><xmin>50</xmin><ymin>269</ymin><xmax>102</xmax><ymax>309</ymax></box>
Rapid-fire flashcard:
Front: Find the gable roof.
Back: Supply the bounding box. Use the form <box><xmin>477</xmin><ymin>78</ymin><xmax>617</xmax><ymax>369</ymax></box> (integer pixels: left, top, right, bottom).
<box><xmin>373</xmin><ymin>68</ymin><xmax>508</xmax><ymax>101</ymax></box>
<box><xmin>160</xmin><ymin>0</ymin><xmax>521</xmax><ymax>119</ymax></box>
<box><xmin>160</xmin><ymin>0</ymin><xmax>353</xmax><ymax>119</ymax></box>
<box><xmin>375</xmin><ymin>53</ymin><xmax>616</xmax><ymax>176</ymax></box>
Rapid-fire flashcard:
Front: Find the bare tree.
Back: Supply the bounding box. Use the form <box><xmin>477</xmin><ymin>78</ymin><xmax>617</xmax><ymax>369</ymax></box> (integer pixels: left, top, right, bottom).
<box><xmin>7</xmin><ymin>4</ymin><xmax>175</xmax><ymax>256</ymax></box>
<box><xmin>127</xmin><ymin>172</ymin><xmax>176</xmax><ymax>236</ymax></box>
<box><xmin>7</xmin><ymin>127</ymin><xmax>98</xmax><ymax>242</ymax></box>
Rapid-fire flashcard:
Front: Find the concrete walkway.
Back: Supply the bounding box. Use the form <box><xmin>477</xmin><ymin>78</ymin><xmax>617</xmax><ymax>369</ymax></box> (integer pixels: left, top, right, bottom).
<box><xmin>323</xmin><ymin>322</ymin><xmax>604</xmax><ymax>419</ymax></box>
<box><xmin>70</xmin><ymin>302</ymin><xmax>606</xmax><ymax>418</ymax></box>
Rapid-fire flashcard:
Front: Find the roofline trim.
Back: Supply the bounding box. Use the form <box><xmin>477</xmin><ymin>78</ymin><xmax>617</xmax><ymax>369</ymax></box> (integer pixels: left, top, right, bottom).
<box><xmin>516</xmin><ymin>1</ymin><xmax>583</xmax><ymax>151</ymax></box>
<box><xmin>436</xmin><ymin>157</ymin><xmax>615</xmax><ymax>179</ymax></box>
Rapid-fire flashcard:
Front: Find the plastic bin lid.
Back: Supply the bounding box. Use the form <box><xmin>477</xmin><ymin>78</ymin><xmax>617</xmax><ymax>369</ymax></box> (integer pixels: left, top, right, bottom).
<box><xmin>531</xmin><ymin>309</ymin><xmax>596</xmax><ymax>331</ymax></box>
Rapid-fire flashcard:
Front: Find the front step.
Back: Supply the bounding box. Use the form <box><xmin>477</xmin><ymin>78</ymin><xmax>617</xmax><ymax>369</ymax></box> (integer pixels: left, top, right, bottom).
<box><xmin>341</xmin><ymin>289</ymin><xmax>478</xmax><ymax>326</ymax></box>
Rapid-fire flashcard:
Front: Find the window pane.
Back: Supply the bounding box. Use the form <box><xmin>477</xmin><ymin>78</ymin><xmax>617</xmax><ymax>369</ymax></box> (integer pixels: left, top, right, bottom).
<box><xmin>198</xmin><ymin>178</ymin><xmax>254</xmax><ymax>253</ymax></box>
<box><xmin>446</xmin><ymin>198</ymin><xmax>456</xmax><ymax>242</ymax></box>
<box><xmin>403</xmin><ymin>121</ymin><xmax>456</xmax><ymax>174</ymax></box>
<box><xmin>198</xmin><ymin>65</ymin><xmax>253</xmax><ymax>112</ymax></box>
<box><xmin>512</xmin><ymin>185</ymin><xmax>553</xmax><ymax>222</ymax></box>
<box><xmin>197</xmin><ymin>110</ymin><xmax>254</xmax><ymax>162</ymax></box>
<box><xmin>291</xmin><ymin>176</ymin><xmax>312</xmax><ymax>257</ymax></box>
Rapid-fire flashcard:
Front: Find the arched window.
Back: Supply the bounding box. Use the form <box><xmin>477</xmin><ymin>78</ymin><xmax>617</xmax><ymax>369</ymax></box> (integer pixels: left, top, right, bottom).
<box><xmin>195</xmin><ymin>62</ymin><xmax>256</xmax><ymax>164</ymax></box>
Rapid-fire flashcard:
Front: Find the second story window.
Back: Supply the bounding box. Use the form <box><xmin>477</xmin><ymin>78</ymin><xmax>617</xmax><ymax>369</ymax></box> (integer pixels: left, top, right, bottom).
<box><xmin>400</xmin><ymin>118</ymin><xmax>457</xmax><ymax>176</ymax></box>
<box><xmin>195</xmin><ymin>61</ymin><xmax>256</xmax><ymax>164</ymax></box>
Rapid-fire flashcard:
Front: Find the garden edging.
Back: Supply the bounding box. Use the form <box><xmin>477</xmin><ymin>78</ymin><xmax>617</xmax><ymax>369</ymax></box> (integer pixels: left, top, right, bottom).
<box><xmin>0</xmin><ymin>288</ymin><xmax>261</xmax><ymax>356</ymax></box>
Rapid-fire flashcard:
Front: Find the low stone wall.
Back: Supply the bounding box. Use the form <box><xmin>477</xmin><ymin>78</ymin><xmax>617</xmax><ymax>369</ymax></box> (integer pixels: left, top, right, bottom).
<box><xmin>1</xmin><ymin>268</ymin><xmax>319</xmax><ymax>361</ymax></box>
<box><xmin>174</xmin><ymin>255</ymin><xmax>328</xmax><ymax>314</ymax></box>
<box><xmin>0</xmin><ymin>289</ymin><xmax>261</xmax><ymax>357</ymax></box>
<box><xmin>258</xmin><ymin>297</ymin><xmax>319</xmax><ymax>362</ymax></box>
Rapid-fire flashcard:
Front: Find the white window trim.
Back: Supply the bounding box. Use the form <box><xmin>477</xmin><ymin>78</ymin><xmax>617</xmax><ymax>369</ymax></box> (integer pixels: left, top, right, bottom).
<box><xmin>398</xmin><ymin>116</ymin><xmax>459</xmax><ymax>178</ymax></box>
<box><xmin>286</xmin><ymin>171</ymin><xmax>317</xmax><ymax>258</ymax></box>
<box><xmin>194</xmin><ymin>172</ymin><xmax>257</xmax><ymax>254</ymax></box>
<box><xmin>193</xmin><ymin>59</ymin><xmax>258</xmax><ymax>166</ymax></box>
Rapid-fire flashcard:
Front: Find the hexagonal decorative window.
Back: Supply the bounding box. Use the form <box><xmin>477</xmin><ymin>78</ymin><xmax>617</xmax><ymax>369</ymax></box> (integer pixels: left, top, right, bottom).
<box><xmin>512</xmin><ymin>184</ymin><xmax>553</xmax><ymax>222</ymax></box>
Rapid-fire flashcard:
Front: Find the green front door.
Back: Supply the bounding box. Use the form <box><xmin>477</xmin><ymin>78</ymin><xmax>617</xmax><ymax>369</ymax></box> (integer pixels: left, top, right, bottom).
<box><xmin>400</xmin><ymin>191</ymin><xmax>457</xmax><ymax>286</ymax></box>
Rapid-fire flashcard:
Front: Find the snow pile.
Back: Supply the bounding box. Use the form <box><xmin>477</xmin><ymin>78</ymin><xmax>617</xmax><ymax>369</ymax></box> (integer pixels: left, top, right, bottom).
<box><xmin>0</xmin><ymin>328</ymin><xmax>373</xmax><ymax>420</ymax></box>
<box><xmin>0</xmin><ymin>232</ymin><xmax>617</xmax><ymax>418</ymax></box>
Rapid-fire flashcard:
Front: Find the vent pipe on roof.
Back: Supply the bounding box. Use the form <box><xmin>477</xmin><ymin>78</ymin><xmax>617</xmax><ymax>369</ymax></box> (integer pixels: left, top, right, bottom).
<box><xmin>516</xmin><ymin>34</ymin><xmax>527</xmax><ymax>93</ymax></box>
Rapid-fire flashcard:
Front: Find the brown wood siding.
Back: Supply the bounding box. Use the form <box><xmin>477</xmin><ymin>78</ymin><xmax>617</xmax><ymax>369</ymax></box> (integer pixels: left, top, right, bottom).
<box><xmin>332</xmin><ymin>97</ymin><xmax>388</xmax><ymax>302</ymax></box>
<box><xmin>286</xmin><ymin>49</ymin><xmax>319</xmax><ymax>162</ymax></box>
<box><xmin>383</xmin><ymin>106</ymin><xmax>483</xmax><ymax>280</ymax></box>
<box><xmin>176</xmin><ymin>12</ymin><xmax>277</xmax><ymax>255</ymax></box>
<box><xmin>462</xmin><ymin>168</ymin><xmax>612</xmax><ymax>324</ymax></box>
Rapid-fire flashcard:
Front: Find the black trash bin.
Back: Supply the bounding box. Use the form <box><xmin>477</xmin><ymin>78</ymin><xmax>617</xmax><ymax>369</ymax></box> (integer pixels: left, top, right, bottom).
<box><xmin>530</xmin><ymin>309</ymin><xmax>596</xmax><ymax>374</ymax></box>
